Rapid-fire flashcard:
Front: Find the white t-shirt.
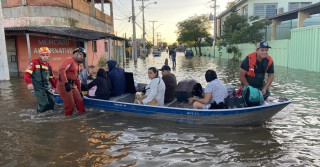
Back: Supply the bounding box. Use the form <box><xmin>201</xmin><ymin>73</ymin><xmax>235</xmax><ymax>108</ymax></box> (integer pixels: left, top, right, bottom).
<box><xmin>204</xmin><ymin>79</ymin><xmax>228</xmax><ymax>104</ymax></box>
<box><xmin>142</xmin><ymin>77</ymin><xmax>166</xmax><ymax>106</ymax></box>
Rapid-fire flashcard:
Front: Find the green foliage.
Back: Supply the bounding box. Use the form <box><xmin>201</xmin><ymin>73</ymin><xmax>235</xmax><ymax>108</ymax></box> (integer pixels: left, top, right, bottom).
<box><xmin>146</xmin><ymin>41</ymin><xmax>153</xmax><ymax>49</ymax></box>
<box><xmin>202</xmin><ymin>37</ymin><xmax>213</xmax><ymax>47</ymax></box>
<box><xmin>169</xmin><ymin>42</ymin><xmax>178</xmax><ymax>49</ymax></box>
<box><xmin>98</xmin><ymin>56</ymin><xmax>107</xmax><ymax>67</ymax></box>
<box><xmin>219</xmin><ymin>12</ymin><xmax>271</xmax><ymax>60</ymax></box>
<box><xmin>177</xmin><ymin>15</ymin><xmax>211</xmax><ymax>56</ymax></box>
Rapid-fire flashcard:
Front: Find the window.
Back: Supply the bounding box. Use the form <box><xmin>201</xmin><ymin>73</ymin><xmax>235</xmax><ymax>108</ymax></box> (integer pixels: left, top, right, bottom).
<box><xmin>104</xmin><ymin>42</ymin><xmax>108</xmax><ymax>52</ymax></box>
<box><xmin>254</xmin><ymin>3</ymin><xmax>277</xmax><ymax>19</ymax></box>
<box><xmin>242</xmin><ymin>5</ymin><xmax>248</xmax><ymax>18</ymax></box>
<box><xmin>92</xmin><ymin>41</ymin><xmax>97</xmax><ymax>52</ymax></box>
<box><xmin>289</xmin><ymin>2</ymin><xmax>312</xmax><ymax>11</ymax></box>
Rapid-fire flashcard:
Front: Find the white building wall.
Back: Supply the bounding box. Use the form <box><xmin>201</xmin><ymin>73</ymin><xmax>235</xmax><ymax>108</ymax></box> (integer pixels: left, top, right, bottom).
<box><xmin>247</xmin><ymin>0</ymin><xmax>320</xmax><ymax>16</ymax></box>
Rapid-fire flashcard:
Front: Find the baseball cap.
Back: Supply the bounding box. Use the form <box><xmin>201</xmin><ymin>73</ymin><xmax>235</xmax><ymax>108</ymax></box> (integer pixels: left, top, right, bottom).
<box><xmin>73</xmin><ymin>47</ymin><xmax>87</xmax><ymax>57</ymax></box>
<box><xmin>39</xmin><ymin>47</ymin><xmax>51</xmax><ymax>55</ymax></box>
<box><xmin>159</xmin><ymin>65</ymin><xmax>171</xmax><ymax>71</ymax></box>
<box><xmin>257</xmin><ymin>41</ymin><xmax>271</xmax><ymax>49</ymax></box>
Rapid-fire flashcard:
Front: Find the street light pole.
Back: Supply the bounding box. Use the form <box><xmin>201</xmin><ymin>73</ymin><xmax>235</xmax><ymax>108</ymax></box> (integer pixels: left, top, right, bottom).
<box><xmin>131</xmin><ymin>0</ymin><xmax>137</xmax><ymax>62</ymax></box>
<box><xmin>0</xmin><ymin>2</ymin><xmax>10</xmax><ymax>80</ymax></box>
<box><xmin>137</xmin><ymin>0</ymin><xmax>156</xmax><ymax>56</ymax></box>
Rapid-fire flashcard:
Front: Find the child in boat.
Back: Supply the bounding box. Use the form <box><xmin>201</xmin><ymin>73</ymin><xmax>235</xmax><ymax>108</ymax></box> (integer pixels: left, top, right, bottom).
<box><xmin>87</xmin><ymin>68</ymin><xmax>112</xmax><ymax>100</ymax></box>
<box><xmin>188</xmin><ymin>70</ymin><xmax>228</xmax><ymax>109</ymax></box>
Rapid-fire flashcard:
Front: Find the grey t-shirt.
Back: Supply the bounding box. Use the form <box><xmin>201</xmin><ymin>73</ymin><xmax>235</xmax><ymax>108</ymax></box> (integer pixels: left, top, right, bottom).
<box><xmin>204</xmin><ymin>79</ymin><xmax>228</xmax><ymax>104</ymax></box>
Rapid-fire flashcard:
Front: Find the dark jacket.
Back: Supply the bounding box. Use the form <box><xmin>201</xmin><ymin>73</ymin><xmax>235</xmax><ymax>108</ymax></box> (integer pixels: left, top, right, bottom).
<box><xmin>162</xmin><ymin>73</ymin><xmax>177</xmax><ymax>103</ymax></box>
<box><xmin>107</xmin><ymin>60</ymin><xmax>126</xmax><ymax>96</ymax></box>
<box><xmin>87</xmin><ymin>69</ymin><xmax>112</xmax><ymax>100</ymax></box>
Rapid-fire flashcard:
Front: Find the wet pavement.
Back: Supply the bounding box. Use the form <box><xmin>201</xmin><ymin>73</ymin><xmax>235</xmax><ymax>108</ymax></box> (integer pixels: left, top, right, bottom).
<box><xmin>0</xmin><ymin>52</ymin><xmax>320</xmax><ymax>166</ymax></box>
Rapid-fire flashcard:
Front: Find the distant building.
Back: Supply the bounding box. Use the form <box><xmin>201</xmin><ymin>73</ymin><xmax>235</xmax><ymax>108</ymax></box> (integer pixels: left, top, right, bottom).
<box><xmin>2</xmin><ymin>0</ymin><xmax>125</xmax><ymax>74</ymax></box>
<box><xmin>216</xmin><ymin>0</ymin><xmax>320</xmax><ymax>40</ymax></box>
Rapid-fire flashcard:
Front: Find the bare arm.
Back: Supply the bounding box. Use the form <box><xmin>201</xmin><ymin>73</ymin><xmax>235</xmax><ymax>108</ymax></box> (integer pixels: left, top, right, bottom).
<box><xmin>261</xmin><ymin>73</ymin><xmax>274</xmax><ymax>95</ymax></box>
<box><xmin>239</xmin><ymin>68</ymin><xmax>249</xmax><ymax>86</ymax></box>
<box><xmin>188</xmin><ymin>92</ymin><xmax>212</xmax><ymax>104</ymax></box>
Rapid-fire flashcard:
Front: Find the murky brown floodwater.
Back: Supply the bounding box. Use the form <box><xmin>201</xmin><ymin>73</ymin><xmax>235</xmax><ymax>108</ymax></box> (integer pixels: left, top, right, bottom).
<box><xmin>1</xmin><ymin>52</ymin><xmax>320</xmax><ymax>166</ymax></box>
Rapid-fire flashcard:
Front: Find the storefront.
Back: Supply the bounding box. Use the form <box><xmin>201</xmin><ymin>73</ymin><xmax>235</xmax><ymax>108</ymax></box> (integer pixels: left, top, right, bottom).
<box><xmin>5</xmin><ymin>27</ymin><xmax>116</xmax><ymax>75</ymax></box>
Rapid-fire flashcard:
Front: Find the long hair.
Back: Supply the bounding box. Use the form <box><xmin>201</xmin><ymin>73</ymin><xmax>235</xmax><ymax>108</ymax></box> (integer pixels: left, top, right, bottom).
<box><xmin>205</xmin><ymin>69</ymin><xmax>217</xmax><ymax>82</ymax></box>
<box><xmin>96</xmin><ymin>68</ymin><xmax>108</xmax><ymax>80</ymax></box>
<box><xmin>148</xmin><ymin>67</ymin><xmax>159</xmax><ymax>78</ymax></box>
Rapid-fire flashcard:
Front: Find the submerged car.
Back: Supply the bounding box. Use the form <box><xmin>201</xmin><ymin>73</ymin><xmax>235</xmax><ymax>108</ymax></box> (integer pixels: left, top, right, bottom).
<box><xmin>153</xmin><ymin>51</ymin><xmax>161</xmax><ymax>57</ymax></box>
<box><xmin>185</xmin><ymin>49</ymin><xmax>194</xmax><ymax>57</ymax></box>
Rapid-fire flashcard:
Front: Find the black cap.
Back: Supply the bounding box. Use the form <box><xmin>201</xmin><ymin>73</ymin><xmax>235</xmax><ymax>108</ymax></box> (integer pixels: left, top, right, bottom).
<box><xmin>159</xmin><ymin>65</ymin><xmax>171</xmax><ymax>71</ymax></box>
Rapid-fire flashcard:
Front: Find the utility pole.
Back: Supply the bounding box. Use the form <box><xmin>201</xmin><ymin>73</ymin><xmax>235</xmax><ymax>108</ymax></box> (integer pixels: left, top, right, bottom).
<box><xmin>156</xmin><ymin>32</ymin><xmax>161</xmax><ymax>48</ymax></box>
<box><xmin>0</xmin><ymin>1</ymin><xmax>10</xmax><ymax>80</ymax></box>
<box><xmin>131</xmin><ymin>0</ymin><xmax>137</xmax><ymax>62</ymax></box>
<box><xmin>142</xmin><ymin>0</ymin><xmax>146</xmax><ymax>56</ymax></box>
<box><xmin>149</xmin><ymin>20</ymin><xmax>157</xmax><ymax>47</ymax></box>
<box><xmin>212</xmin><ymin>0</ymin><xmax>217</xmax><ymax>58</ymax></box>
<box><xmin>137</xmin><ymin>0</ymin><xmax>148</xmax><ymax>57</ymax></box>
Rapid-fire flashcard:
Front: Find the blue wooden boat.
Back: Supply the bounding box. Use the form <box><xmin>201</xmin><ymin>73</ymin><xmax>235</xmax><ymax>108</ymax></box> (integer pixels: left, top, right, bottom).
<box><xmin>53</xmin><ymin>93</ymin><xmax>291</xmax><ymax>125</ymax></box>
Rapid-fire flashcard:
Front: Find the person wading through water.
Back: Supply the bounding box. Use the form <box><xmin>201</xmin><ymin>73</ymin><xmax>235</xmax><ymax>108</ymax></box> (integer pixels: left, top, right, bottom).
<box><xmin>24</xmin><ymin>46</ymin><xmax>56</xmax><ymax>112</ymax></box>
<box><xmin>56</xmin><ymin>47</ymin><xmax>86</xmax><ymax>116</ymax></box>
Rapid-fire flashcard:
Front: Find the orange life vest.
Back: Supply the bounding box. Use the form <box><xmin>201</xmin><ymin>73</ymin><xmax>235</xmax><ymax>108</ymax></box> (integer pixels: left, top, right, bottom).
<box><xmin>247</xmin><ymin>52</ymin><xmax>273</xmax><ymax>77</ymax></box>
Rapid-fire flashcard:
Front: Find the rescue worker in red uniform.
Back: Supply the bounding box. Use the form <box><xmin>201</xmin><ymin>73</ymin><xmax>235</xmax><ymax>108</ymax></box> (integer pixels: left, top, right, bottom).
<box><xmin>240</xmin><ymin>41</ymin><xmax>274</xmax><ymax>99</ymax></box>
<box><xmin>24</xmin><ymin>47</ymin><xmax>56</xmax><ymax>112</ymax></box>
<box><xmin>57</xmin><ymin>47</ymin><xmax>86</xmax><ymax>116</ymax></box>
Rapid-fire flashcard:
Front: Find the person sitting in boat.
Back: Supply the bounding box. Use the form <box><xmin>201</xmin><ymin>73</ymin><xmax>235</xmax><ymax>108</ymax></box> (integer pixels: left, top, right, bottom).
<box><xmin>134</xmin><ymin>67</ymin><xmax>166</xmax><ymax>106</ymax></box>
<box><xmin>188</xmin><ymin>70</ymin><xmax>228</xmax><ymax>109</ymax></box>
<box><xmin>106</xmin><ymin>60</ymin><xmax>126</xmax><ymax>97</ymax></box>
<box><xmin>159</xmin><ymin>65</ymin><xmax>177</xmax><ymax>103</ymax></box>
<box><xmin>239</xmin><ymin>41</ymin><xmax>274</xmax><ymax>99</ymax></box>
<box><xmin>86</xmin><ymin>68</ymin><xmax>112</xmax><ymax>100</ymax></box>
<box><xmin>79</xmin><ymin>63</ymin><xmax>89</xmax><ymax>92</ymax></box>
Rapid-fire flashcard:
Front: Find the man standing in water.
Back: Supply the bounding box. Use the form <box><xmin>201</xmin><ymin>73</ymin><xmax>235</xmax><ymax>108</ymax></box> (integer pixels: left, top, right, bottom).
<box><xmin>24</xmin><ymin>47</ymin><xmax>56</xmax><ymax>112</ymax></box>
<box><xmin>239</xmin><ymin>41</ymin><xmax>274</xmax><ymax>99</ymax></box>
<box><xmin>169</xmin><ymin>48</ymin><xmax>176</xmax><ymax>67</ymax></box>
<box><xmin>57</xmin><ymin>47</ymin><xmax>86</xmax><ymax>116</ymax></box>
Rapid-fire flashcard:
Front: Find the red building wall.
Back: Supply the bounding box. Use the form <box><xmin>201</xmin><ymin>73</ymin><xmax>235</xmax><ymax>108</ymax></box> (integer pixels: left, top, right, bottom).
<box><xmin>87</xmin><ymin>40</ymin><xmax>109</xmax><ymax>68</ymax></box>
<box><xmin>4</xmin><ymin>0</ymin><xmax>22</xmax><ymax>7</ymax></box>
<box><xmin>17</xmin><ymin>35</ymin><xmax>76</xmax><ymax>73</ymax></box>
<box><xmin>16</xmin><ymin>35</ymin><xmax>109</xmax><ymax>75</ymax></box>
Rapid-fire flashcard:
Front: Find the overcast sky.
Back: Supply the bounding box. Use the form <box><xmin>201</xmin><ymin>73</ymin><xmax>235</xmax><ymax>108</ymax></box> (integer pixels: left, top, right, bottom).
<box><xmin>109</xmin><ymin>0</ymin><xmax>234</xmax><ymax>44</ymax></box>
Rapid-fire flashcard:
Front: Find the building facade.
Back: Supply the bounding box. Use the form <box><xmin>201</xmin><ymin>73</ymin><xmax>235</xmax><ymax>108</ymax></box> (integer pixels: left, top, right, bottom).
<box><xmin>216</xmin><ymin>0</ymin><xmax>320</xmax><ymax>39</ymax></box>
<box><xmin>2</xmin><ymin>0</ymin><xmax>125</xmax><ymax>75</ymax></box>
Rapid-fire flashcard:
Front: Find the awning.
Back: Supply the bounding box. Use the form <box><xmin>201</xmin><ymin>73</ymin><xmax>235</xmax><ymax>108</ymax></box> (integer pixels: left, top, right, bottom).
<box><xmin>5</xmin><ymin>26</ymin><xmax>114</xmax><ymax>40</ymax></box>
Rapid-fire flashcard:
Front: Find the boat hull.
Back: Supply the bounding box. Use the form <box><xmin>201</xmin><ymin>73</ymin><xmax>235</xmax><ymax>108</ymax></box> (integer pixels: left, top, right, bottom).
<box><xmin>54</xmin><ymin>94</ymin><xmax>291</xmax><ymax>125</ymax></box>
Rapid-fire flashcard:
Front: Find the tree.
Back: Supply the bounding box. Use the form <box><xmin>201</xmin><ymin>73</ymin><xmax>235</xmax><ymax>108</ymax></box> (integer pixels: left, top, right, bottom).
<box><xmin>177</xmin><ymin>15</ymin><xmax>211</xmax><ymax>56</ymax></box>
<box><xmin>146</xmin><ymin>41</ymin><xmax>153</xmax><ymax>49</ymax></box>
<box><xmin>218</xmin><ymin>12</ymin><xmax>271</xmax><ymax>60</ymax></box>
<box><xmin>168</xmin><ymin>42</ymin><xmax>178</xmax><ymax>49</ymax></box>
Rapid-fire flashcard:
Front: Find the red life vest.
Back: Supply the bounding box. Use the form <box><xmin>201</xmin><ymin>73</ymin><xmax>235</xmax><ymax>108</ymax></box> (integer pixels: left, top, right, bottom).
<box><xmin>247</xmin><ymin>52</ymin><xmax>273</xmax><ymax>77</ymax></box>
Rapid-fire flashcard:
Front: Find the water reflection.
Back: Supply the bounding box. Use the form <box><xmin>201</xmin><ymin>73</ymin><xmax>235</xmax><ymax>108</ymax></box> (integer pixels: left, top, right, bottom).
<box><xmin>89</xmin><ymin>116</ymin><xmax>281</xmax><ymax>166</ymax></box>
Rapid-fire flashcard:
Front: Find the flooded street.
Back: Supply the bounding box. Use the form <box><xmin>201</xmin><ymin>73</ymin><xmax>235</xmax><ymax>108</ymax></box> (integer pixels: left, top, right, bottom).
<box><xmin>1</xmin><ymin>52</ymin><xmax>320</xmax><ymax>166</ymax></box>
